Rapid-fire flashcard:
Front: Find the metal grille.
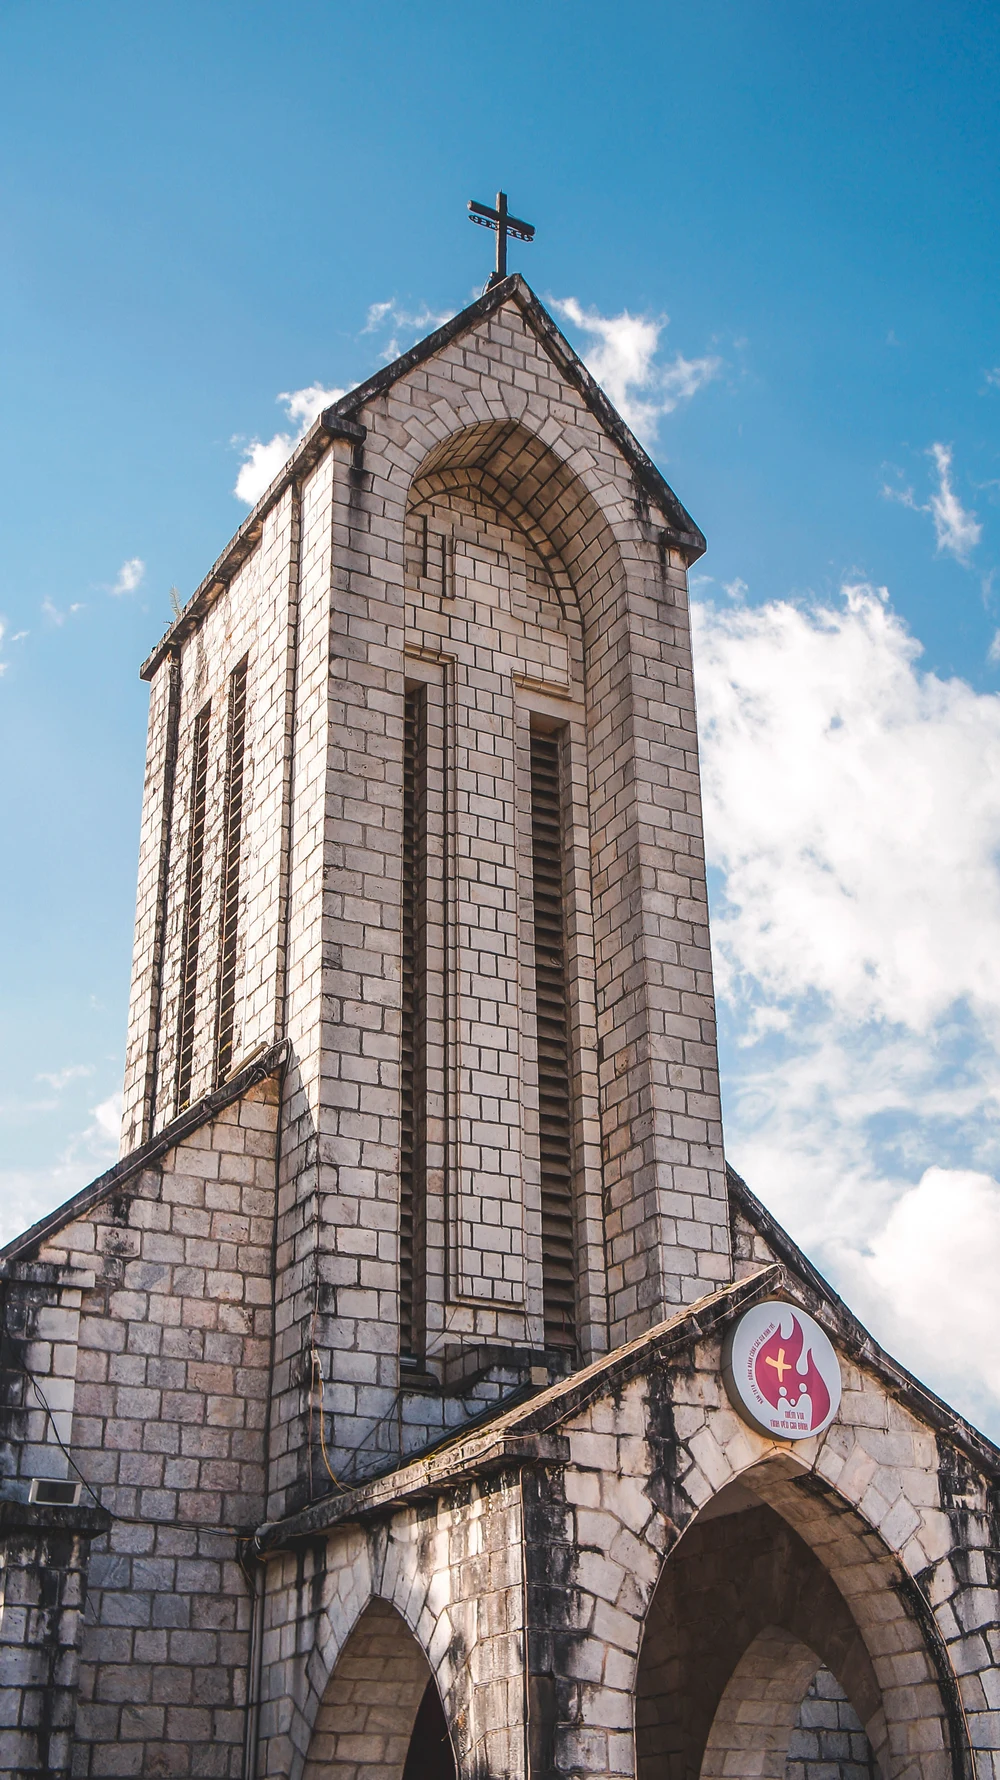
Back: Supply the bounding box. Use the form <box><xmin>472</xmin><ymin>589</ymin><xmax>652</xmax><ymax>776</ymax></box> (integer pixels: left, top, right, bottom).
<box><xmin>176</xmin><ymin>703</ymin><xmax>211</xmax><ymax>1110</ymax></box>
<box><xmin>215</xmin><ymin>658</ymin><xmax>248</xmax><ymax>1082</ymax></box>
<box><xmin>400</xmin><ymin>687</ymin><xmax>427</xmax><ymax>1361</ymax></box>
<box><xmin>530</xmin><ymin>730</ymin><xmax>577</xmax><ymax>1350</ymax></box>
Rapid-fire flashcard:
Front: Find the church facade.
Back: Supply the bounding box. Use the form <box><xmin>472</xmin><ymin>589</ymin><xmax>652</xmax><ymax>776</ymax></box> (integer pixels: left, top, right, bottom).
<box><xmin>2</xmin><ymin>278</ymin><xmax>999</xmax><ymax>1780</ymax></box>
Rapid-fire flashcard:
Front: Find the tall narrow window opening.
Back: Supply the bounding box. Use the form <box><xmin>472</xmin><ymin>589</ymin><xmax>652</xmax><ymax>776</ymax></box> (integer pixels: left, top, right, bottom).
<box><xmin>400</xmin><ymin>686</ymin><xmax>428</xmax><ymax>1361</ymax></box>
<box><xmin>215</xmin><ymin>658</ymin><xmax>248</xmax><ymax>1082</ymax></box>
<box><xmin>176</xmin><ymin>702</ymin><xmax>211</xmax><ymax>1110</ymax></box>
<box><xmin>529</xmin><ymin>728</ymin><xmax>576</xmax><ymax>1349</ymax></box>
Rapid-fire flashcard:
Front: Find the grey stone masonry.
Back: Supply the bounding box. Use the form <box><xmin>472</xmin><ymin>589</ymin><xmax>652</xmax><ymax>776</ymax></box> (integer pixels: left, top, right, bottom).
<box><xmin>253</xmin><ymin>1260</ymin><xmax>1000</xmax><ymax>1780</ymax></box>
<box><xmin>787</xmin><ymin>1666</ymin><xmax>879</xmax><ymax>1780</ymax></box>
<box><xmin>118</xmin><ymin>277</ymin><xmax>730</xmax><ymax>1518</ymax></box>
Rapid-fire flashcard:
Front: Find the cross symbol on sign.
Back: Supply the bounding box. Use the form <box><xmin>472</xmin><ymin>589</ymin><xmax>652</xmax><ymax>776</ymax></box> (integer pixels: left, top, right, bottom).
<box><xmin>765</xmin><ymin>1347</ymin><xmax>791</xmax><ymax>1384</ymax></box>
<box><xmin>468</xmin><ymin>191</ymin><xmax>535</xmax><ymax>288</ymax></box>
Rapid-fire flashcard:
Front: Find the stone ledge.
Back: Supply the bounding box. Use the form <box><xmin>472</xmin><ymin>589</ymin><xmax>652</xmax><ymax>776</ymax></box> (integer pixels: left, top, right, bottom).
<box><xmin>0</xmin><ymin>1498</ymin><xmax>111</xmax><ymax>1538</ymax></box>
<box><xmin>254</xmin><ymin>1432</ymin><xmax>571</xmax><ymax>1550</ymax></box>
<box><xmin>255</xmin><ymin>1268</ymin><xmax>780</xmax><ymax>1553</ymax></box>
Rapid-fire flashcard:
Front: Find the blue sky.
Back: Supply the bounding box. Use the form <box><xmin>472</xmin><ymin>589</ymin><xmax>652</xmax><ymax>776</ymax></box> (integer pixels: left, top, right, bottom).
<box><xmin>2</xmin><ymin>3</ymin><xmax>999</xmax><ymax>1425</ymax></box>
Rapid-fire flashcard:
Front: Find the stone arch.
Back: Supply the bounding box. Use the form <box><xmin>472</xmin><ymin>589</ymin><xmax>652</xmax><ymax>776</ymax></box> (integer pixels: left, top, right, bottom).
<box><xmin>634</xmin><ymin>1456</ymin><xmax>962</xmax><ymax>1780</ymax></box>
<box><xmin>302</xmin><ymin>1596</ymin><xmax>455</xmax><ymax>1780</ymax></box>
<box><xmin>700</xmin><ymin>1626</ymin><xmax>862</xmax><ymax>1780</ymax></box>
<box><xmin>402</xmin><ymin>416</ymin><xmax>633</xmax><ymax>652</ymax></box>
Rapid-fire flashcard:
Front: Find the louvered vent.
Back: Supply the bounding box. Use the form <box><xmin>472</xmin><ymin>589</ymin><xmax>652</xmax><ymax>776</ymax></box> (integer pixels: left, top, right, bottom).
<box><xmin>400</xmin><ymin>686</ymin><xmax>427</xmax><ymax>1361</ymax></box>
<box><xmin>530</xmin><ymin>730</ymin><xmax>577</xmax><ymax>1350</ymax></box>
<box><xmin>177</xmin><ymin>703</ymin><xmax>211</xmax><ymax>1110</ymax></box>
<box><xmin>216</xmin><ymin>658</ymin><xmax>248</xmax><ymax>1082</ymax></box>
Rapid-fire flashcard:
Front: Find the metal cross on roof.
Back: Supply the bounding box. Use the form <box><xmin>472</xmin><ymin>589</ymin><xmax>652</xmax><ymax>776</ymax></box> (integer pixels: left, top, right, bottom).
<box><xmin>468</xmin><ymin>190</ymin><xmax>535</xmax><ymax>288</ymax></box>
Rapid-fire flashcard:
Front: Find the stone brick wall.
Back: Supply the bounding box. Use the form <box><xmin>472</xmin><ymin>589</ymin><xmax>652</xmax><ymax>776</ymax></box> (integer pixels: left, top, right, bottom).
<box><xmin>24</xmin><ymin>1077</ymin><xmax>279</xmax><ymax>1778</ymax></box>
<box><xmin>258</xmin><ymin>1470</ymin><xmax>525</xmax><ymax>1779</ymax></box>
<box><xmin>122</xmin><ymin>489</ymin><xmax>300</xmax><ymax>1153</ymax></box>
<box><xmin>255</xmin><ymin>1282</ymin><xmax>1000</xmax><ymax>1780</ymax></box>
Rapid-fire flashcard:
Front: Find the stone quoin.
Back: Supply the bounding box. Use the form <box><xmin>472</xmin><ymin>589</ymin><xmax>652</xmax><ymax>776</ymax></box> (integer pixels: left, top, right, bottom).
<box><xmin>1</xmin><ymin>276</ymin><xmax>998</xmax><ymax>1780</ymax></box>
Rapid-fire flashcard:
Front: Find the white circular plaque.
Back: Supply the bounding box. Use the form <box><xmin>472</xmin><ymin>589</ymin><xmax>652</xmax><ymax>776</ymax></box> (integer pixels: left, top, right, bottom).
<box><xmin>722</xmin><ymin>1300</ymin><xmax>841</xmax><ymax>1440</ymax></box>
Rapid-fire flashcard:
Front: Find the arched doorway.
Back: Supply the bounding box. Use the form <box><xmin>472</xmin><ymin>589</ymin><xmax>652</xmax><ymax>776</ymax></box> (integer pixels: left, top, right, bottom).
<box><xmin>303</xmin><ymin>1598</ymin><xmax>456</xmax><ymax>1780</ymax></box>
<box><xmin>635</xmin><ymin>1470</ymin><xmax>956</xmax><ymax>1780</ymax></box>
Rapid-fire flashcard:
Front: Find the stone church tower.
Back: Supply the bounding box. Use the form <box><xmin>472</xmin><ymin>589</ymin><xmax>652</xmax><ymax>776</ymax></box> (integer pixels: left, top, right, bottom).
<box><xmin>2</xmin><ymin>279</ymin><xmax>998</xmax><ymax>1780</ymax></box>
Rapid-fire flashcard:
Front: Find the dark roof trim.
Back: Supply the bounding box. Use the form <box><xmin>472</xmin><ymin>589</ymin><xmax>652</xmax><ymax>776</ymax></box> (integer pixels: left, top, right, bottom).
<box><xmin>0</xmin><ymin>1041</ymin><xmax>288</xmax><ymax>1271</ymax></box>
<box><xmin>728</xmin><ymin>1162</ymin><xmax>1000</xmax><ymax>1477</ymax></box>
<box><xmin>140</xmin><ymin>276</ymin><xmax>704</xmax><ymax>683</ymax></box>
<box><xmin>322</xmin><ymin>276</ymin><xmax>705</xmax><ymax>557</ymax></box>
<box><xmin>254</xmin><ymin>1267</ymin><xmax>780</xmax><ymax>1550</ymax></box>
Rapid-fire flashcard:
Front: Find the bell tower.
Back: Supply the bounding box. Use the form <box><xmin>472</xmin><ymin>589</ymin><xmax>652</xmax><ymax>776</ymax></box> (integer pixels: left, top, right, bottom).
<box><xmin>120</xmin><ymin>278</ymin><xmax>730</xmax><ymax>1513</ymax></box>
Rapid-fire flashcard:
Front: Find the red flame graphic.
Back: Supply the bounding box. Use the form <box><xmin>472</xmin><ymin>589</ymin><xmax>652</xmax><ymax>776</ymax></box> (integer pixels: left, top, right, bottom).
<box><xmin>753</xmin><ymin>1313</ymin><xmax>831</xmax><ymax>1431</ymax></box>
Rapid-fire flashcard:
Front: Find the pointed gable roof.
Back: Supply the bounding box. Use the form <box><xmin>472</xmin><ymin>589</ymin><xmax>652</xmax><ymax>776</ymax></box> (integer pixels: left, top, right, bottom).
<box><xmin>141</xmin><ymin>276</ymin><xmax>705</xmax><ymax>681</ymax></box>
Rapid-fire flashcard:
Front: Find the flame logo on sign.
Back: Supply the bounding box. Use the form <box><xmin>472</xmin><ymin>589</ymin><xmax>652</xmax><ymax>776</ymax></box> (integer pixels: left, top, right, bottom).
<box><xmin>753</xmin><ymin>1312</ymin><xmax>831</xmax><ymax>1431</ymax></box>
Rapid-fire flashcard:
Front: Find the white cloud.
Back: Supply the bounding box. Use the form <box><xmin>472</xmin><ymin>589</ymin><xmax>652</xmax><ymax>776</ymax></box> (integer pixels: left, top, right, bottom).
<box><xmin>985</xmin><ymin>367</ymin><xmax>1000</xmax><ymax>390</ymax></box>
<box><xmin>928</xmin><ymin>443</ymin><xmax>982</xmax><ymax>561</ymax></box>
<box><xmin>110</xmin><ymin>557</ymin><xmax>144</xmax><ymax>596</ymax></box>
<box><xmin>232</xmin><ymin>300</ymin><xmax>454</xmax><ymax>506</ymax></box>
<box><xmin>363</xmin><ymin>299</ymin><xmax>395</xmax><ymax>332</ymax></box>
<box><xmin>362</xmin><ymin>300</ymin><xmax>452</xmax><ymax>364</ymax></box>
<box><xmin>234</xmin><ymin>383</ymin><xmax>346</xmax><ymax>506</ymax></box>
<box><xmin>89</xmin><ymin>1092</ymin><xmax>123</xmax><ymax>1146</ymax></box>
<box><xmin>0</xmin><ymin>1090</ymin><xmax>122</xmax><ymax>1247</ymax></box>
<box><xmin>551</xmin><ymin>296</ymin><xmax>720</xmax><ymax>439</ymax></box>
<box><xmin>36</xmin><ymin>1064</ymin><xmax>95</xmax><ymax>1092</ymax></box>
<box><xmin>694</xmin><ymin>583</ymin><xmax>1000</xmax><ymax>1431</ymax></box>
<box><xmin>833</xmin><ymin>1168</ymin><xmax>1000</xmax><ymax>1423</ymax></box>
<box><xmin>41</xmin><ymin>597</ymin><xmax>84</xmax><ymax>625</ymax></box>
<box><xmin>883</xmin><ymin>442</ymin><xmax>981</xmax><ymax>564</ymax></box>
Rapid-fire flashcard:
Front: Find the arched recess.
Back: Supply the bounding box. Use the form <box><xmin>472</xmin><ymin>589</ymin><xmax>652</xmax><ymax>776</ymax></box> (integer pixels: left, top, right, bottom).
<box><xmin>302</xmin><ymin>1597</ymin><xmax>456</xmax><ymax>1780</ymax></box>
<box><xmin>700</xmin><ymin>1626</ymin><xmax>865</xmax><ymax>1780</ymax></box>
<box><xmin>401</xmin><ymin>418</ymin><xmax>632</xmax><ymax>1362</ymax></box>
<box><xmin>635</xmin><ymin>1466</ymin><xmax>962</xmax><ymax>1780</ymax></box>
<box><xmin>404</xmin><ymin>417</ymin><xmax>628</xmax><ymax>653</ymax></box>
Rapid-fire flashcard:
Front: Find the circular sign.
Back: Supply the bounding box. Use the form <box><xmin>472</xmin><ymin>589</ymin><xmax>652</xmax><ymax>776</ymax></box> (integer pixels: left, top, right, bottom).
<box><xmin>722</xmin><ymin>1300</ymin><xmax>841</xmax><ymax>1440</ymax></box>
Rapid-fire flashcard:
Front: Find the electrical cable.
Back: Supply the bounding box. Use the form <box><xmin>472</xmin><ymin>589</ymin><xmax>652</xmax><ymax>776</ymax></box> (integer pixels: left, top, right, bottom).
<box><xmin>23</xmin><ymin>1365</ymin><xmax>250</xmax><ymax>1538</ymax></box>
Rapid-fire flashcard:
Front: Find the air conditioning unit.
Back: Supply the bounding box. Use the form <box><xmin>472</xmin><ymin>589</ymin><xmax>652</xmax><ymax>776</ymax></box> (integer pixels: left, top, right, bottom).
<box><xmin>28</xmin><ymin>1478</ymin><xmax>82</xmax><ymax>1507</ymax></box>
